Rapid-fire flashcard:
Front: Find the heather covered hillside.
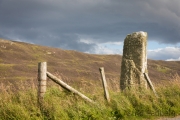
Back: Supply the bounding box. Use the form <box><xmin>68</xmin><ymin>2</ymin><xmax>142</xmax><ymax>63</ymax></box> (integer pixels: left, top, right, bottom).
<box><xmin>0</xmin><ymin>38</ymin><xmax>180</xmax><ymax>92</ymax></box>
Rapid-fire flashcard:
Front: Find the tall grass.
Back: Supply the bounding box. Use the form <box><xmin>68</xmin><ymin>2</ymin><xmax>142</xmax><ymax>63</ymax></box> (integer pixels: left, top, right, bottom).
<box><xmin>0</xmin><ymin>75</ymin><xmax>180</xmax><ymax>120</ymax></box>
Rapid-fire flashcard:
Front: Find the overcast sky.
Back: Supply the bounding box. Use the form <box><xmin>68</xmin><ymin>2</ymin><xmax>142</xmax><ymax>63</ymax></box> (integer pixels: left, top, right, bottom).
<box><xmin>0</xmin><ymin>0</ymin><xmax>180</xmax><ymax>60</ymax></box>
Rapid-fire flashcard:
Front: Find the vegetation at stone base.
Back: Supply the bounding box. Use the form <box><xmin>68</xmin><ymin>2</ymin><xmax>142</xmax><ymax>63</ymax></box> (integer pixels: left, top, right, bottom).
<box><xmin>0</xmin><ymin>76</ymin><xmax>180</xmax><ymax>120</ymax></box>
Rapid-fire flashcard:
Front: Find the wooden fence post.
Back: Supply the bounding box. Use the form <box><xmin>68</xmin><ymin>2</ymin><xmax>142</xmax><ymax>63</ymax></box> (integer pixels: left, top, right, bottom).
<box><xmin>38</xmin><ymin>62</ymin><xmax>47</xmax><ymax>106</ymax></box>
<box><xmin>144</xmin><ymin>73</ymin><xmax>158</xmax><ymax>97</ymax></box>
<box><xmin>99</xmin><ymin>67</ymin><xmax>110</xmax><ymax>103</ymax></box>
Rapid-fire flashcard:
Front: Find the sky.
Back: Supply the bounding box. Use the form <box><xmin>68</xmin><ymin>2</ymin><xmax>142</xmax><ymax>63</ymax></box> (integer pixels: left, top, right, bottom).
<box><xmin>0</xmin><ymin>0</ymin><xmax>180</xmax><ymax>61</ymax></box>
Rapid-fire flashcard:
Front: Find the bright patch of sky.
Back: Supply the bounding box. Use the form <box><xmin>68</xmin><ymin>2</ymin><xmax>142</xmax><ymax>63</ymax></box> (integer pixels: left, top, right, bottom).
<box><xmin>96</xmin><ymin>42</ymin><xmax>123</xmax><ymax>54</ymax></box>
<box><xmin>91</xmin><ymin>40</ymin><xmax>180</xmax><ymax>61</ymax></box>
<box><xmin>148</xmin><ymin>41</ymin><xmax>180</xmax><ymax>50</ymax></box>
<box><xmin>147</xmin><ymin>41</ymin><xmax>180</xmax><ymax>61</ymax></box>
<box><xmin>99</xmin><ymin>42</ymin><xmax>123</xmax><ymax>52</ymax></box>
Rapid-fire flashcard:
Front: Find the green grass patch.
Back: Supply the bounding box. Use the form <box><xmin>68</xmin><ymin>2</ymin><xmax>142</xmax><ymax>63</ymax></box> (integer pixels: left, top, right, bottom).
<box><xmin>156</xmin><ymin>65</ymin><xmax>171</xmax><ymax>73</ymax></box>
<box><xmin>0</xmin><ymin>80</ymin><xmax>180</xmax><ymax>120</ymax></box>
<box><xmin>0</xmin><ymin>64</ymin><xmax>15</xmax><ymax>75</ymax></box>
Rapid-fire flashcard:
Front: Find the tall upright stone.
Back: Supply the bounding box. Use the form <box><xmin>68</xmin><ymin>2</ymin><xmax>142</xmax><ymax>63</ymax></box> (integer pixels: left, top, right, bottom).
<box><xmin>120</xmin><ymin>31</ymin><xmax>148</xmax><ymax>91</ymax></box>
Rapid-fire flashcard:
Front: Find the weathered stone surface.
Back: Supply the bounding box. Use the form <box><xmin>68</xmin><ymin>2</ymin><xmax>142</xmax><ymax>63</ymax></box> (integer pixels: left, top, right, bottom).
<box><xmin>120</xmin><ymin>31</ymin><xmax>148</xmax><ymax>90</ymax></box>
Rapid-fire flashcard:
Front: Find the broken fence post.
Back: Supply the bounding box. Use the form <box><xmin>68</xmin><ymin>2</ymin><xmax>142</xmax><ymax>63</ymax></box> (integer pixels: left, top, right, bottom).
<box><xmin>38</xmin><ymin>62</ymin><xmax>47</xmax><ymax>106</ymax></box>
<box><xmin>46</xmin><ymin>71</ymin><xmax>95</xmax><ymax>104</ymax></box>
<box><xmin>99</xmin><ymin>67</ymin><xmax>110</xmax><ymax>103</ymax></box>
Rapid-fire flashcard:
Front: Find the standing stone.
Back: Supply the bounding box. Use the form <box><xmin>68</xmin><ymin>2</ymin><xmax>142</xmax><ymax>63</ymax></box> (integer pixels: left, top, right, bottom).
<box><xmin>120</xmin><ymin>31</ymin><xmax>148</xmax><ymax>91</ymax></box>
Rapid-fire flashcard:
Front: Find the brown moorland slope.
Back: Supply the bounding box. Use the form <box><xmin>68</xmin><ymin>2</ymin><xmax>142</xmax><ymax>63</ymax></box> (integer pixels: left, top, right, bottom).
<box><xmin>0</xmin><ymin>38</ymin><xmax>180</xmax><ymax>92</ymax></box>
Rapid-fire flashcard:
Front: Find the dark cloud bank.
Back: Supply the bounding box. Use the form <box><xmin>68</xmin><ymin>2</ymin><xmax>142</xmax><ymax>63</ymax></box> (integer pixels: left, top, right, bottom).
<box><xmin>0</xmin><ymin>0</ymin><xmax>180</xmax><ymax>60</ymax></box>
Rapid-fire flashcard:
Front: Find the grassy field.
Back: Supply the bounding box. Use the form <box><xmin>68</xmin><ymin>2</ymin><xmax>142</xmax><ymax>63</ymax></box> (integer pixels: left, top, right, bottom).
<box><xmin>1</xmin><ymin>39</ymin><xmax>180</xmax><ymax>120</ymax></box>
<box><xmin>0</xmin><ymin>75</ymin><xmax>180</xmax><ymax>120</ymax></box>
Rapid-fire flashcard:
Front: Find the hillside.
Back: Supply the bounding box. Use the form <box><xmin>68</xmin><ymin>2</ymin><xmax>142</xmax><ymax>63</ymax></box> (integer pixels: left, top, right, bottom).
<box><xmin>0</xmin><ymin>38</ymin><xmax>180</xmax><ymax>92</ymax></box>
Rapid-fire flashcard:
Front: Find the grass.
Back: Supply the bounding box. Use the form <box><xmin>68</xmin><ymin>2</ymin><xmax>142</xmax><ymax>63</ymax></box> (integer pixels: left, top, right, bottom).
<box><xmin>0</xmin><ymin>75</ymin><xmax>180</xmax><ymax>120</ymax></box>
<box><xmin>157</xmin><ymin>67</ymin><xmax>170</xmax><ymax>73</ymax></box>
<box><xmin>0</xmin><ymin>64</ymin><xmax>14</xmax><ymax>70</ymax></box>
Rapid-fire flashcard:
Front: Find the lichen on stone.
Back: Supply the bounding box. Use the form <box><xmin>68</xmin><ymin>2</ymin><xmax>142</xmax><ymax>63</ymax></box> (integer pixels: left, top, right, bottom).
<box><xmin>120</xmin><ymin>31</ymin><xmax>148</xmax><ymax>91</ymax></box>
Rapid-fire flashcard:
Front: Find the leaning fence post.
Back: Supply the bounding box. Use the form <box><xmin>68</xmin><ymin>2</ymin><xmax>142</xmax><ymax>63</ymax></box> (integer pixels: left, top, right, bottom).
<box><xmin>38</xmin><ymin>62</ymin><xmax>47</xmax><ymax>106</ymax></box>
<box><xmin>46</xmin><ymin>72</ymin><xmax>95</xmax><ymax>104</ymax></box>
<box><xmin>99</xmin><ymin>67</ymin><xmax>110</xmax><ymax>103</ymax></box>
<box><xmin>144</xmin><ymin>73</ymin><xmax>158</xmax><ymax>97</ymax></box>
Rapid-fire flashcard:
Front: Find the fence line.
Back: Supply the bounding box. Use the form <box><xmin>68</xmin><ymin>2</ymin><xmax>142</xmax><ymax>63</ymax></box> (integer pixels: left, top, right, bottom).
<box><xmin>37</xmin><ymin>62</ymin><xmax>96</xmax><ymax>107</ymax></box>
<box><xmin>37</xmin><ymin>61</ymin><xmax>158</xmax><ymax>108</ymax></box>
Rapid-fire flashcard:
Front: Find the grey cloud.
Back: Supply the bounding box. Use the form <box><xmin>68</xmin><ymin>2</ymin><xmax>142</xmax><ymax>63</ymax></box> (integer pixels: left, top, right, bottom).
<box><xmin>0</xmin><ymin>0</ymin><xmax>180</xmax><ymax>53</ymax></box>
